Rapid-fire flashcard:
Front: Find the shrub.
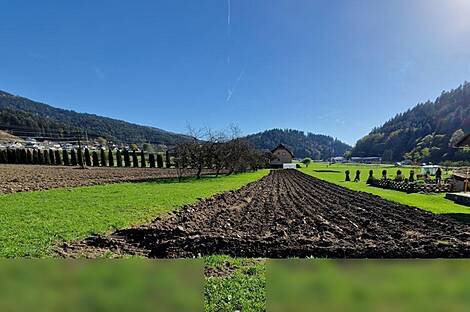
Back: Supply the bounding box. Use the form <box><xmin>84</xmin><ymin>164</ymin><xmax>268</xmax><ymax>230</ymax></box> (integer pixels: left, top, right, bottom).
<box><xmin>15</xmin><ymin>149</ymin><xmax>21</xmax><ymax>164</ymax></box>
<box><xmin>55</xmin><ymin>150</ymin><xmax>62</xmax><ymax>165</ymax></box>
<box><xmin>26</xmin><ymin>150</ymin><xmax>33</xmax><ymax>164</ymax></box>
<box><xmin>77</xmin><ymin>149</ymin><xmax>84</xmax><ymax>167</ymax></box>
<box><xmin>38</xmin><ymin>149</ymin><xmax>45</xmax><ymax>164</ymax></box>
<box><xmin>124</xmin><ymin>150</ymin><xmax>131</xmax><ymax>167</ymax></box>
<box><xmin>20</xmin><ymin>149</ymin><xmax>27</xmax><ymax>164</ymax></box>
<box><xmin>44</xmin><ymin>149</ymin><xmax>50</xmax><ymax>165</ymax></box>
<box><xmin>32</xmin><ymin>150</ymin><xmax>39</xmax><ymax>164</ymax></box>
<box><xmin>165</xmin><ymin>151</ymin><xmax>171</xmax><ymax>168</ymax></box>
<box><xmin>395</xmin><ymin>169</ymin><xmax>403</xmax><ymax>182</ymax></box>
<box><xmin>345</xmin><ymin>170</ymin><xmax>351</xmax><ymax>181</ymax></box>
<box><xmin>0</xmin><ymin>150</ymin><xmax>7</xmax><ymax>163</ymax></box>
<box><xmin>49</xmin><ymin>150</ymin><xmax>55</xmax><ymax>165</ymax></box>
<box><xmin>157</xmin><ymin>154</ymin><xmax>164</xmax><ymax>168</ymax></box>
<box><xmin>354</xmin><ymin>170</ymin><xmax>360</xmax><ymax>182</ymax></box>
<box><xmin>140</xmin><ymin>150</ymin><xmax>146</xmax><ymax>168</ymax></box>
<box><xmin>100</xmin><ymin>149</ymin><xmax>107</xmax><ymax>167</ymax></box>
<box><xmin>116</xmin><ymin>150</ymin><xmax>123</xmax><ymax>167</ymax></box>
<box><xmin>366</xmin><ymin>169</ymin><xmax>374</xmax><ymax>184</ymax></box>
<box><xmin>296</xmin><ymin>163</ymin><xmax>302</xmax><ymax>168</ymax></box>
<box><xmin>84</xmin><ymin>148</ymin><xmax>92</xmax><ymax>167</ymax></box>
<box><xmin>108</xmin><ymin>149</ymin><xmax>114</xmax><ymax>167</ymax></box>
<box><xmin>63</xmin><ymin>149</ymin><xmax>70</xmax><ymax>166</ymax></box>
<box><xmin>132</xmin><ymin>150</ymin><xmax>139</xmax><ymax>167</ymax></box>
<box><xmin>382</xmin><ymin>169</ymin><xmax>387</xmax><ymax>179</ymax></box>
<box><xmin>149</xmin><ymin>153</ymin><xmax>156</xmax><ymax>168</ymax></box>
<box><xmin>70</xmin><ymin>149</ymin><xmax>77</xmax><ymax>166</ymax></box>
<box><xmin>92</xmin><ymin>151</ymin><xmax>99</xmax><ymax>167</ymax></box>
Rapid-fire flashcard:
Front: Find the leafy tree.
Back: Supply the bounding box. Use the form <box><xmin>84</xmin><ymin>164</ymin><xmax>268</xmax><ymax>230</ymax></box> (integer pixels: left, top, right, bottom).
<box><xmin>130</xmin><ymin>144</ymin><xmax>139</xmax><ymax>151</ymax></box>
<box><xmin>301</xmin><ymin>157</ymin><xmax>312</xmax><ymax>167</ymax></box>
<box><xmin>143</xmin><ymin>143</ymin><xmax>155</xmax><ymax>153</ymax></box>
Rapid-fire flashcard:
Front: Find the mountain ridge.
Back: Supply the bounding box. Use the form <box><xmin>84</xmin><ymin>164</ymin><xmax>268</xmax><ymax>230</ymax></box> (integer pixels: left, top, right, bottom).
<box><xmin>351</xmin><ymin>81</ymin><xmax>470</xmax><ymax>163</ymax></box>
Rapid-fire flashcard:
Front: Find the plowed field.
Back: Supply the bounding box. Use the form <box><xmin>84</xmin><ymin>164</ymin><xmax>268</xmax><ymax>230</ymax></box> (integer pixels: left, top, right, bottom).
<box><xmin>63</xmin><ymin>170</ymin><xmax>470</xmax><ymax>258</ymax></box>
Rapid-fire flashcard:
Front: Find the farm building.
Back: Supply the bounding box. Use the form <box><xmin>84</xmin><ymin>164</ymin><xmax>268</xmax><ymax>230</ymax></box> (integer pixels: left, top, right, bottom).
<box><xmin>270</xmin><ymin>144</ymin><xmax>294</xmax><ymax>169</ymax></box>
<box><xmin>350</xmin><ymin>156</ymin><xmax>382</xmax><ymax>164</ymax></box>
<box><xmin>450</xmin><ymin>169</ymin><xmax>470</xmax><ymax>192</ymax></box>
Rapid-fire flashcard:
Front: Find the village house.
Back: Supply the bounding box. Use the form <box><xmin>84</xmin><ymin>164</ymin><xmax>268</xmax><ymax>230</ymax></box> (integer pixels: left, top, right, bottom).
<box><xmin>270</xmin><ymin>144</ymin><xmax>294</xmax><ymax>169</ymax></box>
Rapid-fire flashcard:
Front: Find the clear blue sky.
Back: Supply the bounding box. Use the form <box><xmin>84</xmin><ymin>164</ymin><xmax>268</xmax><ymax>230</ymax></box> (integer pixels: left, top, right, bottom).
<box><xmin>1</xmin><ymin>0</ymin><xmax>470</xmax><ymax>145</ymax></box>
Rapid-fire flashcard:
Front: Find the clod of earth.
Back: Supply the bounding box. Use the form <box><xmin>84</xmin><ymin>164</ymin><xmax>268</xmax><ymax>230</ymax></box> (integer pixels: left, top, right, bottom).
<box><xmin>61</xmin><ymin>170</ymin><xmax>470</xmax><ymax>258</ymax></box>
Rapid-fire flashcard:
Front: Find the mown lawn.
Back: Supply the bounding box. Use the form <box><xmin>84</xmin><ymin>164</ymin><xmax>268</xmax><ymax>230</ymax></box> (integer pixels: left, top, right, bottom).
<box><xmin>300</xmin><ymin>162</ymin><xmax>470</xmax><ymax>215</ymax></box>
<box><xmin>0</xmin><ymin>170</ymin><xmax>268</xmax><ymax>258</ymax></box>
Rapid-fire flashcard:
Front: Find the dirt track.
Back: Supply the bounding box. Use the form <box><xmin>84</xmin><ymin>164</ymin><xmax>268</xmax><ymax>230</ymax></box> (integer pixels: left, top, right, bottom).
<box><xmin>62</xmin><ymin>170</ymin><xmax>470</xmax><ymax>258</ymax></box>
<box><xmin>0</xmin><ymin>165</ymin><xmax>216</xmax><ymax>194</ymax></box>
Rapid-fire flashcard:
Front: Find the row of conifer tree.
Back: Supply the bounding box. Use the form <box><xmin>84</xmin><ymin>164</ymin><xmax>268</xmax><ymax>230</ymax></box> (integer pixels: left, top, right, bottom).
<box><xmin>0</xmin><ymin>148</ymin><xmax>171</xmax><ymax>168</ymax></box>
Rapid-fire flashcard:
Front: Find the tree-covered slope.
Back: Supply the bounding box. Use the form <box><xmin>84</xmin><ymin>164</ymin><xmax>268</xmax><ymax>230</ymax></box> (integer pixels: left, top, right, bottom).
<box><xmin>0</xmin><ymin>90</ymin><xmax>186</xmax><ymax>145</ymax></box>
<box><xmin>245</xmin><ymin>128</ymin><xmax>351</xmax><ymax>160</ymax></box>
<box><xmin>351</xmin><ymin>82</ymin><xmax>470</xmax><ymax>163</ymax></box>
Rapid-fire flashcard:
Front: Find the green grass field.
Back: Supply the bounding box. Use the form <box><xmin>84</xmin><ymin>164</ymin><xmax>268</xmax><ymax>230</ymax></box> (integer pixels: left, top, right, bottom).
<box><xmin>299</xmin><ymin>162</ymin><xmax>470</xmax><ymax>215</ymax></box>
<box><xmin>0</xmin><ymin>170</ymin><xmax>268</xmax><ymax>258</ymax></box>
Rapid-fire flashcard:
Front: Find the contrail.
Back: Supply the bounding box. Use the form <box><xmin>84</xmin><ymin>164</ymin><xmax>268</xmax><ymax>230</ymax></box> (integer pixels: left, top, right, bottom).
<box><xmin>226</xmin><ymin>68</ymin><xmax>245</xmax><ymax>102</ymax></box>
<box><xmin>227</xmin><ymin>0</ymin><xmax>231</xmax><ymax>26</ymax></box>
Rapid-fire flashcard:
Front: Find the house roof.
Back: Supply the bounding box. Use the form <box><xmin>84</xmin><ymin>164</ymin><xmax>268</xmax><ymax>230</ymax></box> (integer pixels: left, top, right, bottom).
<box><xmin>271</xmin><ymin>144</ymin><xmax>294</xmax><ymax>157</ymax></box>
<box><xmin>453</xmin><ymin>169</ymin><xmax>470</xmax><ymax>180</ymax></box>
<box><xmin>455</xmin><ymin>133</ymin><xmax>470</xmax><ymax>147</ymax></box>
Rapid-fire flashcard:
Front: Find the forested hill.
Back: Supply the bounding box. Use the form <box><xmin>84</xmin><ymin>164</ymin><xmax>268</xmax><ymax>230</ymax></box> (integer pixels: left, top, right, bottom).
<box><xmin>244</xmin><ymin>129</ymin><xmax>351</xmax><ymax>160</ymax></box>
<box><xmin>0</xmin><ymin>90</ymin><xmax>186</xmax><ymax>145</ymax></box>
<box><xmin>351</xmin><ymin>82</ymin><xmax>470</xmax><ymax>163</ymax></box>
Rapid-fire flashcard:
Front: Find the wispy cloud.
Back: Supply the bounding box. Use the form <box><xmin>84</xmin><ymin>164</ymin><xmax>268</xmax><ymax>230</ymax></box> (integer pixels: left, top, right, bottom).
<box><xmin>226</xmin><ymin>67</ymin><xmax>245</xmax><ymax>102</ymax></box>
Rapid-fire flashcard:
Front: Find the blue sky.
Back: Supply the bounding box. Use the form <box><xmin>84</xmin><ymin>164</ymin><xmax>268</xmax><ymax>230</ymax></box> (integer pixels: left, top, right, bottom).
<box><xmin>1</xmin><ymin>0</ymin><xmax>470</xmax><ymax>145</ymax></box>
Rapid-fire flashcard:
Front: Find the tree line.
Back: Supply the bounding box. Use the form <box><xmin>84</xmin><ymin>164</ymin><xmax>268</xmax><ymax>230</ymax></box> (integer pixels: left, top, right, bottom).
<box><xmin>0</xmin><ymin>127</ymin><xmax>272</xmax><ymax>177</ymax></box>
<box><xmin>0</xmin><ymin>148</ymin><xmax>170</xmax><ymax>168</ymax></box>
<box><xmin>352</xmin><ymin>81</ymin><xmax>470</xmax><ymax>163</ymax></box>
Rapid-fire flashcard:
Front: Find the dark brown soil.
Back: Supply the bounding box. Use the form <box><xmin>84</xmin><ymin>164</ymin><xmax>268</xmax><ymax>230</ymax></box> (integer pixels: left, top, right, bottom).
<box><xmin>61</xmin><ymin>170</ymin><xmax>470</xmax><ymax>258</ymax></box>
<box><xmin>0</xmin><ymin>165</ymin><xmax>218</xmax><ymax>194</ymax></box>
